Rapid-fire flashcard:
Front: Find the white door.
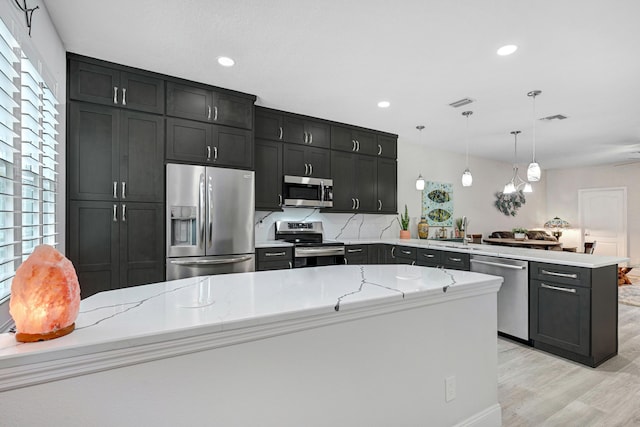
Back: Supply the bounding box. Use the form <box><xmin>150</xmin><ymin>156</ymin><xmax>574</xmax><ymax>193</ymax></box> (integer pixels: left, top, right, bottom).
<box><xmin>578</xmin><ymin>187</ymin><xmax>627</xmax><ymax>256</ymax></box>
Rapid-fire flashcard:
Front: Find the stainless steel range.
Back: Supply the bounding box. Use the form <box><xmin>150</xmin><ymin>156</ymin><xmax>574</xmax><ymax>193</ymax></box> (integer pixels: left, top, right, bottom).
<box><xmin>275</xmin><ymin>221</ymin><xmax>345</xmax><ymax>268</ymax></box>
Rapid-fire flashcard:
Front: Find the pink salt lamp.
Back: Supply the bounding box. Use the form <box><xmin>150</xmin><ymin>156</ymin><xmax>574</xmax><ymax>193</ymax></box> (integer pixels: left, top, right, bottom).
<box><xmin>9</xmin><ymin>245</ymin><xmax>80</xmax><ymax>342</ymax></box>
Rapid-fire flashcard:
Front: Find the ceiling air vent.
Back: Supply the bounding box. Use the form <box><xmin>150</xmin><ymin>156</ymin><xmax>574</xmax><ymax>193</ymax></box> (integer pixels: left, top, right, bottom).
<box><xmin>540</xmin><ymin>114</ymin><xmax>568</xmax><ymax>121</ymax></box>
<box><xmin>449</xmin><ymin>98</ymin><xmax>475</xmax><ymax>108</ymax></box>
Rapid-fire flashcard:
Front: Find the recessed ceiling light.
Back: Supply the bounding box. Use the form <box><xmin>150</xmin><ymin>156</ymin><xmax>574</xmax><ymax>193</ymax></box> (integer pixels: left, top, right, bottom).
<box><xmin>377</xmin><ymin>101</ymin><xmax>390</xmax><ymax>108</ymax></box>
<box><xmin>497</xmin><ymin>45</ymin><xmax>518</xmax><ymax>56</ymax></box>
<box><xmin>217</xmin><ymin>56</ymin><xmax>235</xmax><ymax>67</ymax></box>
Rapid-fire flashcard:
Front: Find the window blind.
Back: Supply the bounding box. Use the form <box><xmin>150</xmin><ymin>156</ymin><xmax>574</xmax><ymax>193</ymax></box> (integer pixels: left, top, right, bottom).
<box><xmin>0</xmin><ymin>18</ymin><xmax>59</xmax><ymax>302</ymax></box>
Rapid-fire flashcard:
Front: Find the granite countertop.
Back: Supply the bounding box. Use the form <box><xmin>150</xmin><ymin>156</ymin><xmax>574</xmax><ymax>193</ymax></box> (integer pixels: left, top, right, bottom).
<box><xmin>0</xmin><ymin>265</ymin><xmax>502</xmax><ymax>391</ymax></box>
<box><xmin>334</xmin><ymin>238</ymin><xmax>628</xmax><ymax>268</ymax></box>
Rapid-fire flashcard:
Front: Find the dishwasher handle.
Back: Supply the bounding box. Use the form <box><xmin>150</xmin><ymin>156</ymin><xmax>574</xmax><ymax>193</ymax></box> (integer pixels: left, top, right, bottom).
<box><xmin>470</xmin><ymin>259</ymin><xmax>527</xmax><ymax>270</ymax></box>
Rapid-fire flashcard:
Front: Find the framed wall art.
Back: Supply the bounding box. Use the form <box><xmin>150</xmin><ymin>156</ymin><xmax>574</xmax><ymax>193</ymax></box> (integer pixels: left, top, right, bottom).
<box><xmin>422</xmin><ymin>181</ymin><xmax>453</xmax><ymax>226</ymax></box>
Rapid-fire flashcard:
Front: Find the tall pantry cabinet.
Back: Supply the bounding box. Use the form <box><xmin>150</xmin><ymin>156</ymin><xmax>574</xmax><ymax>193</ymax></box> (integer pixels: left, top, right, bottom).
<box><xmin>67</xmin><ymin>54</ymin><xmax>165</xmax><ymax>298</ymax></box>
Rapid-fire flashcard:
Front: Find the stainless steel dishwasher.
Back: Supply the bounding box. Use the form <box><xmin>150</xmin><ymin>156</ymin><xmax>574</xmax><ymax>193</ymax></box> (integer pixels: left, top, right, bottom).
<box><xmin>470</xmin><ymin>254</ymin><xmax>529</xmax><ymax>342</ymax></box>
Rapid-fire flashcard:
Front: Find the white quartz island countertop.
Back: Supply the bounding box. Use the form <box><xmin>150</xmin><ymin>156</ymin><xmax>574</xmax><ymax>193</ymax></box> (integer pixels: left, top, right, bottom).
<box><xmin>0</xmin><ymin>265</ymin><xmax>502</xmax><ymax>392</ymax></box>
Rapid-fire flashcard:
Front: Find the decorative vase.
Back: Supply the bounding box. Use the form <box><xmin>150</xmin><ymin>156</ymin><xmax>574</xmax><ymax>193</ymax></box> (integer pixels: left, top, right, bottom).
<box><xmin>417</xmin><ymin>217</ymin><xmax>429</xmax><ymax>239</ymax></box>
<box><xmin>514</xmin><ymin>233</ymin><xmax>526</xmax><ymax>240</ymax></box>
<box><xmin>400</xmin><ymin>230</ymin><xmax>411</xmax><ymax>239</ymax></box>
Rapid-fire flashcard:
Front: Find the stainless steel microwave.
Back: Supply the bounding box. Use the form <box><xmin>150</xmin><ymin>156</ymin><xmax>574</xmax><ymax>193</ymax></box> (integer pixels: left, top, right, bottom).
<box><xmin>283</xmin><ymin>175</ymin><xmax>333</xmax><ymax>208</ymax></box>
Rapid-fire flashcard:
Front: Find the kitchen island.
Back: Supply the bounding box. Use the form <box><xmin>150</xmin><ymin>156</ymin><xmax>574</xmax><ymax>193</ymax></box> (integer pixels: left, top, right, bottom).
<box><xmin>0</xmin><ymin>265</ymin><xmax>503</xmax><ymax>427</ymax></box>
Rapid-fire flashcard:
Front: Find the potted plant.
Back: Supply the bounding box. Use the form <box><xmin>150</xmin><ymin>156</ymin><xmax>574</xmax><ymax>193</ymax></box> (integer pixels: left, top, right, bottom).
<box><xmin>512</xmin><ymin>227</ymin><xmax>528</xmax><ymax>240</ymax></box>
<box><xmin>454</xmin><ymin>217</ymin><xmax>464</xmax><ymax>238</ymax></box>
<box><xmin>398</xmin><ymin>205</ymin><xmax>410</xmax><ymax>239</ymax></box>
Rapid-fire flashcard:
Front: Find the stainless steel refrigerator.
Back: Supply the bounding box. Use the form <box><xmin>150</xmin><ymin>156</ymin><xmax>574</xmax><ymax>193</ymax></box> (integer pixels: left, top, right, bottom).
<box><xmin>166</xmin><ymin>163</ymin><xmax>255</xmax><ymax>280</ymax></box>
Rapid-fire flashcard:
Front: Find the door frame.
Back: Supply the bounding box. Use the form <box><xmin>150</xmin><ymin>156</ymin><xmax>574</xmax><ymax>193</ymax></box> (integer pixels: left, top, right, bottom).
<box><xmin>577</xmin><ymin>187</ymin><xmax>627</xmax><ymax>257</ymax></box>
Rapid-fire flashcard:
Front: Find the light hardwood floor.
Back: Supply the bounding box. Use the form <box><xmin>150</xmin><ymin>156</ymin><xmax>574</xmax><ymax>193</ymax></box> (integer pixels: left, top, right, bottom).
<box><xmin>498</xmin><ymin>301</ymin><xmax>640</xmax><ymax>426</ymax></box>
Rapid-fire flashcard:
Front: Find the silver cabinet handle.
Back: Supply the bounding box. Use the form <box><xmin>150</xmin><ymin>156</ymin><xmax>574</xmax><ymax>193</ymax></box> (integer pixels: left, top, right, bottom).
<box><xmin>401</xmin><ymin>250</ymin><xmax>412</xmax><ymax>255</ymax></box>
<box><xmin>448</xmin><ymin>257</ymin><xmax>462</xmax><ymax>262</ymax></box>
<box><xmin>121</xmin><ymin>182</ymin><xmax>126</xmax><ymax>199</ymax></box>
<box><xmin>423</xmin><ymin>254</ymin><xmax>435</xmax><ymax>258</ymax></box>
<box><xmin>470</xmin><ymin>259</ymin><xmax>526</xmax><ymax>270</ymax></box>
<box><xmin>113</xmin><ymin>87</ymin><xmax>118</xmax><ymax>104</ymax></box>
<box><xmin>207</xmin><ymin>146</ymin><xmax>211</xmax><ymax>160</ymax></box>
<box><xmin>378</xmin><ymin>144</ymin><xmax>382</xmax><ymax>155</ymax></box>
<box><xmin>288</xmin><ymin>261</ymin><xmax>293</xmax><ymax>269</ymax></box>
<box><xmin>411</xmin><ymin>261</ymin><xmax>416</xmax><ymax>266</ymax></box>
<box><xmin>213</xmin><ymin>146</ymin><xmax>218</xmax><ymax>160</ymax></box>
<box><xmin>391</xmin><ymin>246</ymin><xmax>396</xmax><ymax>258</ymax></box>
<box><xmin>344</xmin><ymin>258</ymin><xmax>348</xmax><ymax>264</ymax></box>
<box><xmin>265</xmin><ymin>251</ymin><xmax>286</xmax><ymax>257</ymax></box>
<box><xmin>278</xmin><ymin>126</ymin><xmax>283</xmax><ymax>140</ymax></box>
<box><xmin>208</xmin><ymin>175</ymin><xmax>214</xmax><ymax>247</ymax></box>
<box><xmin>309</xmin><ymin>132</ymin><xmax>313</xmax><ymax>144</ymax></box>
<box><xmin>541</xmin><ymin>269</ymin><xmax>578</xmax><ymax>279</ymax></box>
<box><xmin>213</xmin><ymin>106</ymin><xmax>218</xmax><ymax>121</ymax></box>
<box><xmin>113</xmin><ymin>204</ymin><xmax>117</xmax><ymax>222</ymax></box>
<box><xmin>541</xmin><ymin>283</ymin><xmax>577</xmax><ymax>293</ymax></box>
<box><xmin>347</xmin><ymin>248</ymin><xmax>363</xmax><ymax>253</ymax></box>
<box><xmin>356</xmin><ymin>140</ymin><xmax>360</xmax><ymax>151</ymax></box>
<box><xmin>207</xmin><ymin>105</ymin><xmax>212</xmax><ymax>120</ymax></box>
<box><xmin>278</xmin><ymin>194</ymin><xmax>283</xmax><ymax>205</ymax></box>
<box><xmin>122</xmin><ymin>204</ymin><xmax>126</xmax><ymax>222</ymax></box>
<box><xmin>303</xmin><ymin>132</ymin><xmax>308</xmax><ymax>143</ymax></box>
<box><xmin>351</xmin><ymin>198</ymin><xmax>356</xmax><ymax>209</ymax></box>
<box><xmin>199</xmin><ymin>173</ymin><xmax>205</xmax><ymax>249</ymax></box>
<box><xmin>309</xmin><ymin>163</ymin><xmax>313</xmax><ymax>175</ymax></box>
<box><xmin>113</xmin><ymin>181</ymin><xmax>118</xmax><ymax>199</ymax></box>
<box><xmin>352</xmin><ymin>139</ymin><xmax>356</xmax><ymax>151</ymax></box>
<box><xmin>122</xmin><ymin>88</ymin><xmax>126</xmax><ymax>105</ymax></box>
<box><xmin>355</xmin><ymin>198</ymin><xmax>360</xmax><ymax>209</ymax></box>
<box><xmin>378</xmin><ymin>200</ymin><xmax>382</xmax><ymax>211</ymax></box>
<box><xmin>170</xmin><ymin>256</ymin><xmax>253</xmax><ymax>266</ymax></box>
<box><xmin>304</xmin><ymin>163</ymin><xmax>309</xmax><ymax>176</ymax></box>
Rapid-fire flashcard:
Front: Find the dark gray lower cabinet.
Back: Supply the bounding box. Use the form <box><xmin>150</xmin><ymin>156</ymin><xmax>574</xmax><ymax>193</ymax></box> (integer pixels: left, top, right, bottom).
<box><xmin>256</xmin><ymin>247</ymin><xmax>293</xmax><ymax>271</ymax></box>
<box><xmin>529</xmin><ymin>262</ymin><xmax>618</xmax><ymax>367</ymax></box>
<box><xmin>344</xmin><ymin>245</ymin><xmax>369</xmax><ymax>264</ymax></box>
<box><xmin>416</xmin><ymin>248</ymin><xmax>441</xmax><ymax>267</ymax></box>
<box><xmin>69</xmin><ymin>201</ymin><xmax>164</xmax><ymax>299</ymax></box>
<box><xmin>395</xmin><ymin>246</ymin><xmax>417</xmax><ymax>265</ymax></box>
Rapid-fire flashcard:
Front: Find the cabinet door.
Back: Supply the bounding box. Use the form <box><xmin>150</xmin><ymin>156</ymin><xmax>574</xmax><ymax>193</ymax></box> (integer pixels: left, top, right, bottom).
<box><xmin>305</xmin><ymin>120</ymin><xmax>330</xmax><ymax>148</ymax></box>
<box><xmin>330</xmin><ymin>151</ymin><xmax>355</xmax><ymax>211</ymax></box>
<box><xmin>69</xmin><ymin>60</ymin><xmax>120</xmax><ymax>107</ymax></box>
<box><xmin>68</xmin><ymin>102</ymin><xmax>119</xmax><ymax>201</ymax></box>
<box><xmin>331</xmin><ymin>125</ymin><xmax>357</xmax><ymax>152</ymax></box>
<box><xmin>530</xmin><ymin>279</ymin><xmax>591</xmax><ymax>356</ymax></box>
<box><xmin>120</xmin><ymin>71</ymin><xmax>165</xmax><ymax>114</ymax></box>
<box><xmin>282</xmin><ymin>143</ymin><xmax>307</xmax><ymax>176</ymax></box>
<box><xmin>282</xmin><ymin>116</ymin><xmax>306</xmax><ymax>145</ymax></box>
<box><xmin>255</xmin><ymin>109</ymin><xmax>284</xmax><ymax>141</ymax></box>
<box><xmin>120</xmin><ymin>202</ymin><xmax>165</xmax><ymax>288</ymax></box>
<box><xmin>166</xmin><ymin>117</ymin><xmax>211</xmax><ymax>163</ymax></box>
<box><xmin>395</xmin><ymin>246</ymin><xmax>417</xmax><ymax>265</ymax></box>
<box><xmin>377</xmin><ymin>157</ymin><xmax>397</xmax><ymax>213</ymax></box>
<box><xmin>306</xmin><ymin>146</ymin><xmax>331</xmax><ymax>178</ymax></box>
<box><xmin>416</xmin><ymin>248</ymin><xmax>442</xmax><ymax>267</ymax></box>
<box><xmin>255</xmin><ymin>139</ymin><xmax>283</xmax><ymax>210</ymax></box>
<box><xmin>345</xmin><ymin>245</ymin><xmax>369</xmax><ymax>264</ymax></box>
<box><xmin>377</xmin><ymin>135</ymin><xmax>397</xmax><ymax>158</ymax></box>
<box><xmin>120</xmin><ymin>111</ymin><xmax>165</xmax><ymax>202</ymax></box>
<box><xmin>212</xmin><ymin>125</ymin><xmax>253</xmax><ymax>169</ymax></box>
<box><xmin>355</xmin><ymin>155</ymin><xmax>377</xmax><ymax>212</ymax></box>
<box><xmin>68</xmin><ymin>201</ymin><xmax>119</xmax><ymax>299</ymax></box>
<box><xmin>441</xmin><ymin>251</ymin><xmax>470</xmax><ymax>271</ymax></box>
<box><xmin>353</xmin><ymin>130</ymin><xmax>377</xmax><ymax>155</ymax></box>
<box><xmin>166</xmin><ymin>82</ymin><xmax>212</xmax><ymax>122</ymax></box>
<box><xmin>211</xmin><ymin>92</ymin><xmax>253</xmax><ymax>129</ymax></box>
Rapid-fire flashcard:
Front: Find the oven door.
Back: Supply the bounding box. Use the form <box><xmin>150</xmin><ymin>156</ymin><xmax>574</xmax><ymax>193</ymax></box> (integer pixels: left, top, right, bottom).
<box><xmin>294</xmin><ymin>246</ymin><xmax>345</xmax><ymax>268</ymax></box>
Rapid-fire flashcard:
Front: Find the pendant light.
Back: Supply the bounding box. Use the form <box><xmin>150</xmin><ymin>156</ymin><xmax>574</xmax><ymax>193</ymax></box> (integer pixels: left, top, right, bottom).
<box><xmin>415</xmin><ymin>125</ymin><xmax>426</xmax><ymax>190</ymax></box>
<box><xmin>503</xmin><ymin>131</ymin><xmax>533</xmax><ymax>194</ymax></box>
<box><xmin>461</xmin><ymin>111</ymin><xmax>473</xmax><ymax>187</ymax></box>
<box><xmin>527</xmin><ymin>90</ymin><xmax>542</xmax><ymax>182</ymax></box>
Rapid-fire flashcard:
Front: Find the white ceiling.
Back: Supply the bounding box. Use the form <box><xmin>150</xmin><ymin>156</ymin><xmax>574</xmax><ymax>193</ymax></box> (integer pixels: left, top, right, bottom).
<box><xmin>43</xmin><ymin>0</ymin><xmax>640</xmax><ymax>169</ymax></box>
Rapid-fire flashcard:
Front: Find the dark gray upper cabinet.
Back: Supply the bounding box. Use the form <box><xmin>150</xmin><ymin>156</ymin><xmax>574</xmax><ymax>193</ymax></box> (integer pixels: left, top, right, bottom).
<box><xmin>283</xmin><ymin>144</ymin><xmax>330</xmax><ymax>178</ymax></box>
<box><xmin>166</xmin><ymin>81</ymin><xmax>253</xmax><ymax>129</ymax></box>
<box><xmin>255</xmin><ymin>108</ymin><xmax>284</xmax><ymax>141</ymax></box>
<box><xmin>255</xmin><ymin>139</ymin><xmax>284</xmax><ymax>210</ymax></box>
<box><xmin>283</xmin><ymin>116</ymin><xmax>330</xmax><ymax>148</ymax></box>
<box><xmin>166</xmin><ymin>117</ymin><xmax>253</xmax><ymax>169</ymax></box>
<box><xmin>331</xmin><ymin>151</ymin><xmax>377</xmax><ymax>212</ymax></box>
<box><xmin>377</xmin><ymin>134</ymin><xmax>397</xmax><ymax>159</ymax></box>
<box><xmin>68</xmin><ymin>102</ymin><xmax>164</xmax><ymax>203</ymax></box>
<box><xmin>376</xmin><ymin>157</ymin><xmax>397</xmax><ymax>213</ymax></box>
<box><xmin>331</xmin><ymin>125</ymin><xmax>377</xmax><ymax>155</ymax></box>
<box><xmin>69</xmin><ymin>58</ymin><xmax>165</xmax><ymax>114</ymax></box>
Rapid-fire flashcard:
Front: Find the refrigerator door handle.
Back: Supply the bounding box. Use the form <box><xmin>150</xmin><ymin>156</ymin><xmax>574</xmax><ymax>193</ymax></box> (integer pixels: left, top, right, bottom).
<box><xmin>199</xmin><ymin>173</ymin><xmax>205</xmax><ymax>249</ymax></box>
<box><xmin>208</xmin><ymin>174</ymin><xmax>214</xmax><ymax>248</ymax></box>
<box><xmin>169</xmin><ymin>255</ymin><xmax>253</xmax><ymax>266</ymax></box>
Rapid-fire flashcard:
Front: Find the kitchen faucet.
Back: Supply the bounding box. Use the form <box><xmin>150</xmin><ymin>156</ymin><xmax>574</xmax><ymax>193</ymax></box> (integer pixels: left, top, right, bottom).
<box><xmin>461</xmin><ymin>216</ymin><xmax>469</xmax><ymax>245</ymax></box>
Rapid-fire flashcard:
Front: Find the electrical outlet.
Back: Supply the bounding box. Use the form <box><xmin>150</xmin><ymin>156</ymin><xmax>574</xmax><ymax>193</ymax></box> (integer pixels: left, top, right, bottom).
<box><xmin>445</xmin><ymin>375</ymin><xmax>456</xmax><ymax>402</ymax></box>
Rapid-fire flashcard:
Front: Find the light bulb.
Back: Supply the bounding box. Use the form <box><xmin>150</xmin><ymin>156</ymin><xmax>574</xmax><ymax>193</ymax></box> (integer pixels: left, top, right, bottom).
<box><xmin>416</xmin><ymin>174</ymin><xmax>425</xmax><ymax>190</ymax></box>
<box><xmin>503</xmin><ymin>182</ymin><xmax>515</xmax><ymax>194</ymax></box>
<box><xmin>527</xmin><ymin>162</ymin><xmax>541</xmax><ymax>182</ymax></box>
<box><xmin>461</xmin><ymin>169</ymin><xmax>473</xmax><ymax>187</ymax></box>
<box><xmin>523</xmin><ymin>182</ymin><xmax>533</xmax><ymax>193</ymax></box>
